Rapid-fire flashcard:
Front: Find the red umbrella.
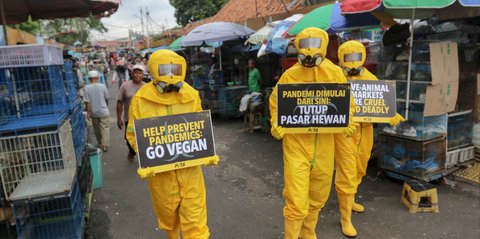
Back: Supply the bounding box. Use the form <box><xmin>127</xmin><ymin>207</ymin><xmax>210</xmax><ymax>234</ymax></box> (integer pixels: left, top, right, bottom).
<box><xmin>0</xmin><ymin>0</ymin><xmax>120</xmax><ymax>24</ymax></box>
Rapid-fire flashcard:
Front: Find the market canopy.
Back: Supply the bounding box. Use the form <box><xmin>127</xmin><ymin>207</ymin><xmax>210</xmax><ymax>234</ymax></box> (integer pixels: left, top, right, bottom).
<box><xmin>341</xmin><ymin>0</ymin><xmax>480</xmax><ymax>19</ymax></box>
<box><xmin>244</xmin><ymin>21</ymin><xmax>278</xmax><ymax>45</ymax></box>
<box><xmin>168</xmin><ymin>36</ymin><xmax>185</xmax><ymax>50</ymax></box>
<box><xmin>266</xmin><ymin>14</ymin><xmax>303</xmax><ymax>55</ymax></box>
<box><xmin>286</xmin><ymin>2</ymin><xmax>381</xmax><ymax>36</ymax></box>
<box><xmin>1</xmin><ymin>0</ymin><xmax>120</xmax><ymax>24</ymax></box>
<box><xmin>180</xmin><ymin>22</ymin><xmax>254</xmax><ymax>47</ymax></box>
<box><xmin>341</xmin><ymin>0</ymin><xmax>480</xmax><ymax>121</ymax></box>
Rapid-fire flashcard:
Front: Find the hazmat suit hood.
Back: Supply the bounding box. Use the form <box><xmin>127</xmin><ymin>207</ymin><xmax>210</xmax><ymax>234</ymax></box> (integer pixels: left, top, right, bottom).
<box><xmin>338</xmin><ymin>40</ymin><xmax>366</xmax><ymax>76</ymax></box>
<box><xmin>148</xmin><ymin>49</ymin><xmax>187</xmax><ymax>85</ymax></box>
<box><xmin>134</xmin><ymin>49</ymin><xmax>197</xmax><ymax>105</ymax></box>
<box><xmin>294</xmin><ymin>27</ymin><xmax>329</xmax><ymax>67</ymax></box>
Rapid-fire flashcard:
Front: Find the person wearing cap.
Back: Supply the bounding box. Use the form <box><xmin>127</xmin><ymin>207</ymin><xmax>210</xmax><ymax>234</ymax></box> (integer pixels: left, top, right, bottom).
<box><xmin>84</xmin><ymin>70</ymin><xmax>110</xmax><ymax>152</ymax></box>
<box><xmin>86</xmin><ymin>63</ymin><xmax>107</xmax><ymax>85</ymax></box>
<box><xmin>117</xmin><ymin>64</ymin><xmax>146</xmax><ymax>161</ymax></box>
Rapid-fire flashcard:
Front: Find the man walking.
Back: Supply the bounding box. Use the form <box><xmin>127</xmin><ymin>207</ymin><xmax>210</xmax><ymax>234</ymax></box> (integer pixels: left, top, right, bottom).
<box><xmin>117</xmin><ymin>64</ymin><xmax>146</xmax><ymax>162</ymax></box>
<box><xmin>84</xmin><ymin>70</ymin><xmax>110</xmax><ymax>152</ymax></box>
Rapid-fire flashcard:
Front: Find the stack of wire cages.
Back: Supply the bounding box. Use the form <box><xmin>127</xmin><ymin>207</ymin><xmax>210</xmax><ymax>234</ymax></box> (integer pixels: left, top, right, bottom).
<box><xmin>12</xmin><ymin>177</ymin><xmax>84</xmax><ymax>239</ymax></box>
<box><xmin>71</xmin><ymin>101</ymin><xmax>87</xmax><ymax>166</ymax></box>
<box><xmin>0</xmin><ymin>44</ymin><xmax>68</xmax><ymax>132</ymax></box>
<box><xmin>63</xmin><ymin>60</ymin><xmax>79</xmax><ymax>110</ymax></box>
<box><xmin>218</xmin><ymin>86</ymin><xmax>248</xmax><ymax>118</ymax></box>
<box><xmin>0</xmin><ymin>195</ymin><xmax>15</xmax><ymax>238</ymax></box>
<box><xmin>0</xmin><ymin>44</ymin><xmax>63</xmax><ymax>68</ymax></box>
<box><xmin>78</xmin><ymin>153</ymin><xmax>93</xmax><ymax>221</ymax></box>
<box><xmin>0</xmin><ymin>120</ymin><xmax>76</xmax><ymax>202</ymax></box>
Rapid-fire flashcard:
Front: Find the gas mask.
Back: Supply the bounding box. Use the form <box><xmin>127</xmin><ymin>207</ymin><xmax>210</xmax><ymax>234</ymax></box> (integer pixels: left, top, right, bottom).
<box><xmin>338</xmin><ymin>41</ymin><xmax>366</xmax><ymax>77</ymax></box>
<box><xmin>148</xmin><ymin>49</ymin><xmax>187</xmax><ymax>94</ymax></box>
<box><xmin>153</xmin><ymin>63</ymin><xmax>184</xmax><ymax>93</ymax></box>
<box><xmin>154</xmin><ymin>81</ymin><xmax>184</xmax><ymax>94</ymax></box>
<box><xmin>294</xmin><ymin>28</ymin><xmax>329</xmax><ymax>67</ymax></box>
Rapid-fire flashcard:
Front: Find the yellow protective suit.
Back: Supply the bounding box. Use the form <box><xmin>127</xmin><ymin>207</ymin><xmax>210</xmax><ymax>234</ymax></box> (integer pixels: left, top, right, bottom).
<box><xmin>270</xmin><ymin>27</ymin><xmax>355</xmax><ymax>239</ymax></box>
<box><xmin>335</xmin><ymin>40</ymin><xmax>404</xmax><ymax>237</ymax></box>
<box><xmin>126</xmin><ymin>50</ymin><xmax>210</xmax><ymax>239</ymax></box>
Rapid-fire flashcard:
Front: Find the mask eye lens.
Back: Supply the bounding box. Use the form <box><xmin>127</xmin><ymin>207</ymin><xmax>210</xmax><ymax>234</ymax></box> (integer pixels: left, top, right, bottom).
<box><xmin>299</xmin><ymin>38</ymin><xmax>322</xmax><ymax>49</ymax></box>
<box><xmin>344</xmin><ymin>53</ymin><xmax>362</xmax><ymax>62</ymax></box>
<box><xmin>158</xmin><ymin>64</ymin><xmax>182</xmax><ymax>76</ymax></box>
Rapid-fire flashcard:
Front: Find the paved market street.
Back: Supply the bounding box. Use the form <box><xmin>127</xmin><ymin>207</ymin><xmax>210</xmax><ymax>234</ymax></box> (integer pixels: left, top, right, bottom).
<box><xmin>83</xmin><ymin>82</ymin><xmax>480</xmax><ymax>239</ymax></box>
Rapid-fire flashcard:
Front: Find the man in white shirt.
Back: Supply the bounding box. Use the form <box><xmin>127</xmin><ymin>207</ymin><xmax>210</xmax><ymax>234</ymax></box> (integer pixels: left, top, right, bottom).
<box><xmin>84</xmin><ymin>70</ymin><xmax>110</xmax><ymax>152</ymax></box>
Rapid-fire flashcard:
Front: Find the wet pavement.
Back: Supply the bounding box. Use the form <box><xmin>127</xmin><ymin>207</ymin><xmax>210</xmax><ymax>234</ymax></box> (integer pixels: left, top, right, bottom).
<box><xmin>85</xmin><ymin>82</ymin><xmax>480</xmax><ymax>239</ymax></box>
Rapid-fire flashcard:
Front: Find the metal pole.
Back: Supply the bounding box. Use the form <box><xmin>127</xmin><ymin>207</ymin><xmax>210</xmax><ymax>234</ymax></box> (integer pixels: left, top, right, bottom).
<box><xmin>219</xmin><ymin>47</ymin><xmax>222</xmax><ymax>71</ymax></box>
<box><xmin>405</xmin><ymin>9</ymin><xmax>415</xmax><ymax>121</ymax></box>
<box><xmin>145</xmin><ymin>7</ymin><xmax>150</xmax><ymax>50</ymax></box>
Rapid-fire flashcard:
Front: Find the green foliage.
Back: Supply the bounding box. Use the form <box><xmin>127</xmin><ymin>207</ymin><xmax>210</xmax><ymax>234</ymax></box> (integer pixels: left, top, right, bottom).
<box><xmin>10</xmin><ymin>18</ymin><xmax>41</xmax><ymax>35</ymax></box>
<box><xmin>42</xmin><ymin>17</ymin><xmax>108</xmax><ymax>45</ymax></box>
<box><xmin>8</xmin><ymin>16</ymin><xmax>107</xmax><ymax>46</ymax></box>
<box><xmin>169</xmin><ymin>0</ymin><xmax>228</xmax><ymax>26</ymax></box>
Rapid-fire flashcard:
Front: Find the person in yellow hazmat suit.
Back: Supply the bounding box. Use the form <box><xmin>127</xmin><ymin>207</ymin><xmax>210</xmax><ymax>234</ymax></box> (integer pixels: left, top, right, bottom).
<box><xmin>334</xmin><ymin>40</ymin><xmax>405</xmax><ymax>237</ymax></box>
<box><xmin>269</xmin><ymin>27</ymin><xmax>358</xmax><ymax>239</ymax></box>
<box><xmin>126</xmin><ymin>49</ymin><xmax>218</xmax><ymax>239</ymax></box>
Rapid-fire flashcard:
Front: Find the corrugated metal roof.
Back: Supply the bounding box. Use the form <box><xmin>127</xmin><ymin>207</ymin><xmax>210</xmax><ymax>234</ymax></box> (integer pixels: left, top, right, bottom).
<box><xmin>183</xmin><ymin>0</ymin><xmax>304</xmax><ymax>33</ymax></box>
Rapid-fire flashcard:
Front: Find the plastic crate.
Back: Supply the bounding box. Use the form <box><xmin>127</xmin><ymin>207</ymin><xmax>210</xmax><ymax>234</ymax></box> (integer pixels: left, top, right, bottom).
<box><xmin>458</xmin><ymin>44</ymin><xmax>479</xmax><ymax>63</ymax></box>
<box><xmin>192</xmin><ymin>76</ymin><xmax>207</xmax><ymax>90</ymax></box>
<box><xmin>218</xmin><ymin>86</ymin><xmax>248</xmax><ymax>118</ymax></box>
<box><xmin>218</xmin><ymin>86</ymin><xmax>248</xmax><ymax>101</ymax></box>
<box><xmin>78</xmin><ymin>154</ymin><xmax>93</xmax><ymax>202</ymax></box>
<box><xmin>382</xmin><ymin>113</ymin><xmax>447</xmax><ymax>139</ymax></box>
<box><xmin>447</xmin><ymin>110</ymin><xmax>473</xmax><ymax>149</ymax></box>
<box><xmin>396</xmin><ymin>81</ymin><xmax>429</xmax><ymax>102</ymax></box>
<box><xmin>377</xmin><ymin>43</ymin><xmax>431</xmax><ymax>63</ymax></box>
<box><xmin>0</xmin><ymin>113</ymin><xmax>69</xmax><ymax>138</ymax></box>
<box><xmin>77</xmin><ymin>153</ymin><xmax>93</xmax><ymax>219</ymax></box>
<box><xmin>63</xmin><ymin>61</ymin><xmax>79</xmax><ymax>109</ymax></box>
<box><xmin>0</xmin><ymin>65</ymin><xmax>68</xmax><ymax>121</ymax></box>
<box><xmin>378</xmin><ymin>133</ymin><xmax>446</xmax><ymax>180</ymax></box>
<box><xmin>458</xmin><ymin>146</ymin><xmax>475</xmax><ymax>163</ymax></box>
<box><xmin>70</xmin><ymin>103</ymin><xmax>86</xmax><ymax>165</ymax></box>
<box><xmin>0</xmin><ymin>44</ymin><xmax>63</xmax><ymax>68</ymax></box>
<box><xmin>0</xmin><ymin>198</ymin><xmax>15</xmax><ymax>239</ymax></box>
<box><xmin>427</xmin><ymin>31</ymin><xmax>471</xmax><ymax>44</ymax></box>
<box><xmin>376</xmin><ymin>62</ymin><xmax>408</xmax><ymax>81</ymax></box>
<box><xmin>0</xmin><ymin>120</ymin><xmax>76</xmax><ymax>201</ymax></box>
<box><xmin>12</xmin><ymin>178</ymin><xmax>84</xmax><ymax>239</ymax></box>
<box><xmin>446</xmin><ymin>149</ymin><xmax>460</xmax><ymax>168</ymax></box>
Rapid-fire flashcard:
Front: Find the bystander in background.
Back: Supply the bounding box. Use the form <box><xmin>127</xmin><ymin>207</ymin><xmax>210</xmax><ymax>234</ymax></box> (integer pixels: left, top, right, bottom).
<box><xmin>84</xmin><ymin>70</ymin><xmax>110</xmax><ymax>152</ymax></box>
<box><xmin>117</xmin><ymin>64</ymin><xmax>146</xmax><ymax>161</ymax></box>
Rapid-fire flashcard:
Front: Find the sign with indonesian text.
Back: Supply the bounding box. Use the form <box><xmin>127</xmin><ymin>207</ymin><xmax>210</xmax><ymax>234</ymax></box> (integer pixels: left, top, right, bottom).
<box><xmin>276</xmin><ymin>83</ymin><xmax>351</xmax><ymax>133</ymax></box>
<box><xmin>349</xmin><ymin>80</ymin><xmax>396</xmax><ymax>123</ymax></box>
<box><xmin>134</xmin><ymin>111</ymin><xmax>215</xmax><ymax>172</ymax></box>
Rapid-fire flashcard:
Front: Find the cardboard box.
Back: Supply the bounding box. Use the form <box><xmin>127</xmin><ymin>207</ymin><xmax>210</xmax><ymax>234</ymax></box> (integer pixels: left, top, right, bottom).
<box><xmin>424</xmin><ymin>42</ymin><xmax>459</xmax><ymax>116</ymax></box>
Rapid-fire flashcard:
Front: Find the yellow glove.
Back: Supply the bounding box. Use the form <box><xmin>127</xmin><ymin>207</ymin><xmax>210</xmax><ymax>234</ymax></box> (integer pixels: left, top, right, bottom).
<box><xmin>343</xmin><ymin>122</ymin><xmax>360</xmax><ymax>138</ymax></box>
<box><xmin>389</xmin><ymin>113</ymin><xmax>406</xmax><ymax>126</ymax></box>
<box><xmin>271</xmin><ymin>124</ymin><xmax>285</xmax><ymax>140</ymax></box>
<box><xmin>205</xmin><ymin>155</ymin><xmax>220</xmax><ymax>166</ymax></box>
<box><xmin>137</xmin><ymin>167</ymin><xmax>155</xmax><ymax>179</ymax></box>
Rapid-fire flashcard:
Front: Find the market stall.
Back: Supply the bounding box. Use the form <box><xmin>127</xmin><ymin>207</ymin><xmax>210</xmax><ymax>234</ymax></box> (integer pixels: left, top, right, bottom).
<box><xmin>341</xmin><ymin>0</ymin><xmax>480</xmax><ymax>181</ymax></box>
<box><xmin>0</xmin><ymin>1</ymin><xmax>119</xmax><ymax>238</ymax></box>
<box><xmin>181</xmin><ymin>22</ymin><xmax>255</xmax><ymax>118</ymax></box>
